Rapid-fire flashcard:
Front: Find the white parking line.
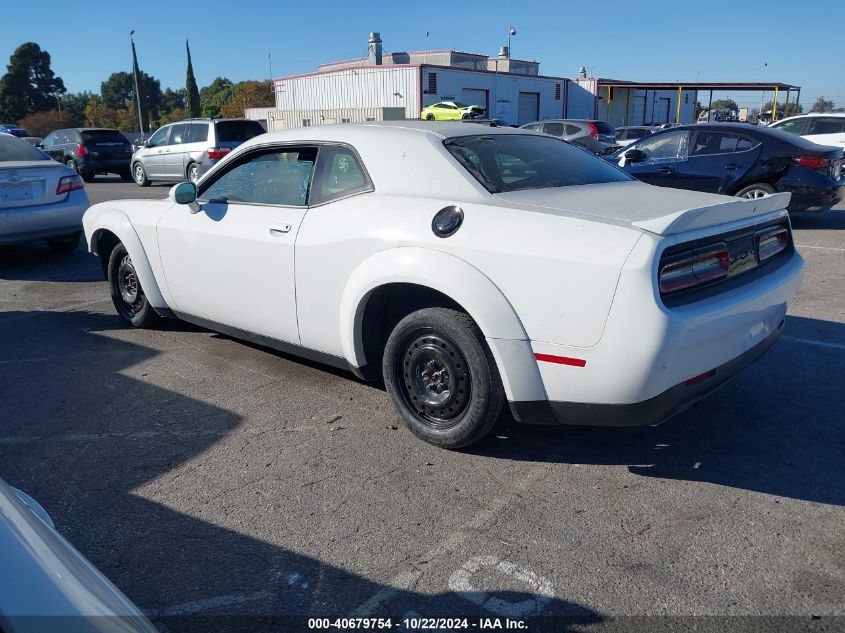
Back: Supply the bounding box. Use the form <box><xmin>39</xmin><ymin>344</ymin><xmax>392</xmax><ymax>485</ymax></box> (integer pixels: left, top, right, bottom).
<box><xmin>149</xmin><ymin>589</ymin><xmax>271</xmax><ymax>616</ymax></box>
<box><xmin>782</xmin><ymin>335</ymin><xmax>845</xmax><ymax>351</ymax></box>
<box><xmin>351</xmin><ymin>462</ymin><xmax>556</xmax><ymax>616</ymax></box>
<box><xmin>795</xmin><ymin>244</ymin><xmax>845</xmax><ymax>252</ymax></box>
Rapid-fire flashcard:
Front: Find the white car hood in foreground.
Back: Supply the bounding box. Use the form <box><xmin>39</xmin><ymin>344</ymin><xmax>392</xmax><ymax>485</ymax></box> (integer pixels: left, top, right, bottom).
<box><xmin>495</xmin><ymin>181</ymin><xmax>790</xmax><ymax>236</ymax></box>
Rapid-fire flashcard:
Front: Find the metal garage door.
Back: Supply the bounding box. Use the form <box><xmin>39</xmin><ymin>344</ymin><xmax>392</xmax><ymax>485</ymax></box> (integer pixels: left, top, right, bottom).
<box><xmin>518</xmin><ymin>92</ymin><xmax>540</xmax><ymax>125</ymax></box>
<box><xmin>462</xmin><ymin>88</ymin><xmax>488</xmax><ymax>114</ymax></box>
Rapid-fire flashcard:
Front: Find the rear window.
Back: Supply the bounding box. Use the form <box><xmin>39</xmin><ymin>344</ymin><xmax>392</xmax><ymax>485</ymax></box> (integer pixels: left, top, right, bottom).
<box><xmin>445</xmin><ymin>133</ymin><xmax>632</xmax><ymax>194</ymax></box>
<box><xmin>82</xmin><ymin>130</ymin><xmax>130</xmax><ymax>145</ymax></box>
<box><xmin>214</xmin><ymin>121</ymin><xmax>265</xmax><ymax>143</ymax></box>
<box><xmin>0</xmin><ymin>134</ymin><xmax>49</xmax><ymax>161</ymax></box>
<box><xmin>591</xmin><ymin>121</ymin><xmax>616</xmax><ymax>135</ymax></box>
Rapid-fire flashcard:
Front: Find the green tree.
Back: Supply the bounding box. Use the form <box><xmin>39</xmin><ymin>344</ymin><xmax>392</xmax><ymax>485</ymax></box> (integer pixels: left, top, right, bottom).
<box><xmin>161</xmin><ymin>87</ymin><xmax>186</xmax><ymax>114</ymax></box>
<box><xmin>100</xmin><ymin>71</ymin><xmax>162</xmax><ymax>129</ymax></box>
<box><xmin>810</xmin><ymin>96</ymin><xmax>835</xmax><ymax>113</ymax></box>
<box><xmin>185</xmin><ymin>41</ymin><xmax>201</xmax><ymax>117</ymax></box>
<box><xmin>60</xmin><ymin>91</ymin><xmax>95</xmax><ymax>124</ymax></box>
<box><xmin>762</xmin><ymin>101</ymin><xmax>802</xmax><ymax>118</ymax></box>
<box><xmin>0</xmin><ymin>42</ymin><xmax>66</xmax><ymax>122</ymax></box>
<box><xmin>200</xmin><ymin>76</ymin><xmax>234</xmax><ymax>118</ymax></box>
<box><xmin>709</xmin><ymin>98</ymin><xmax>739</xmax><ymax>113</ymax></box>
<box><xmin>218</xmin><ymin>80</ymin><xmax>274</xmax><ymax>118</ymax></box>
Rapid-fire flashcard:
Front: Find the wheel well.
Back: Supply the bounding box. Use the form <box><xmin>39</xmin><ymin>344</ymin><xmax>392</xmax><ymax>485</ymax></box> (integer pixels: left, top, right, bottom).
<box><xmin>92</xmin><ymin>230</ymin><xmax>121</xmax><ymax>277</ymax></box>
<box><xmin>358</xmin><ymin>283</ymin><xmax>467</xmax><ymax>380</ymax></box>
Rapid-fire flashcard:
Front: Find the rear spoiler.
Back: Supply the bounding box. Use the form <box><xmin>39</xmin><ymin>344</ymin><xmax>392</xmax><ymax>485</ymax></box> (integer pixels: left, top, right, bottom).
<box><xmin>632</xmin><ymin>192</ymin><xmax>791</xmax><ymax>235</ymax></box>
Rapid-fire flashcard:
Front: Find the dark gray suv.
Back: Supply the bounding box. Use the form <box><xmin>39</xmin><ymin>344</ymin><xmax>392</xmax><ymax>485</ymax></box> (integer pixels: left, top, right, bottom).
<box><xmin>131</xmin><ymin>118</ymin><xmax>265</xmax><ymax>186</ymax></box>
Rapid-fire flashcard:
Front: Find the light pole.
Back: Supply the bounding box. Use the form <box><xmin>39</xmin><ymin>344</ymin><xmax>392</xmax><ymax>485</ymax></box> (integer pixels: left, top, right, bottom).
<box><xmin>130</xmin><ymin>30</ymin><xmax>144</xmax><ymax>136</ymax></box>
<box><xmin>508</xmin><ymin>26</ymin><xmax>516</xmax><ymax>58</ymax></box>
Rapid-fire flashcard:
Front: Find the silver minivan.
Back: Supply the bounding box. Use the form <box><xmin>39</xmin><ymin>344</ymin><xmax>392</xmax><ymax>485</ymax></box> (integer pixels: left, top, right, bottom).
<box><xmin>131</xmin><ymin>118</ymin><xmax>265</xmax><ymax>186</ymax></box>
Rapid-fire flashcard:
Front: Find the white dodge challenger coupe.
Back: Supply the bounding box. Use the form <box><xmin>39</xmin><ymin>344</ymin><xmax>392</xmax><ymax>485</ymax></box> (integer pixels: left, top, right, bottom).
<box><xmin>83</xmin><ymin>121</ymin><xmax>804</xmax><ymax>448</ymax></box>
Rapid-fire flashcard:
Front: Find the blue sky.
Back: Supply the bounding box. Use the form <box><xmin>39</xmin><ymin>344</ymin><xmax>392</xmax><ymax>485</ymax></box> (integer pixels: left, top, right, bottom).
<box><xmin>2</xmin><ymin>0</ymin><xmax>843</xmax><ymax>109</ymax></box>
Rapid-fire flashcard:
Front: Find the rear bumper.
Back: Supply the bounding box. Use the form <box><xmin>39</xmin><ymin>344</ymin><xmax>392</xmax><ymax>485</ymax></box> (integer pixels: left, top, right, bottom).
<box><xmin>0</xmin><ymin>190</ymin><xmax>88</xmax><ymax>245</ymax></box>
<box><xmin>510</xmin><ymin>320</ymin><xmax>783</xmax><ymax>426</ymax></box>
<box><xmin>784</xmin><ymin>182</ymin><xmax>844</xmax><ymax>211</ymax></box>
<box><xmin>80</xmin><ymin>157</ymin><xmax>130</xmax><ymax>173</ymax></box>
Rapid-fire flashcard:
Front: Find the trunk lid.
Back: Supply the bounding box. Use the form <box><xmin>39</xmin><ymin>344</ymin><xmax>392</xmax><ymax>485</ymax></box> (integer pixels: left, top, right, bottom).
<box><xmin>0</xmin><ymin>161</ymin><xmax>71</xmax><ymax>209</ymax></box>
<box><xmin>494</xmin><ymin>181</ymin><xmax>791</xmax><ymax>236</ymax></box>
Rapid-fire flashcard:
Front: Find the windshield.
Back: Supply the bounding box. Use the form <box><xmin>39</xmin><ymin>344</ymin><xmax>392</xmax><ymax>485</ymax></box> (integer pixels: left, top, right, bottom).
<box><xmin>0</xmin><ymin>134</ymin><xmax>50</xmax><ymax>161</ymax></box>
<box><xmin>444</xmin><ymin>133</ymin><xmax>632</xmax><ymax>193</ymax></box>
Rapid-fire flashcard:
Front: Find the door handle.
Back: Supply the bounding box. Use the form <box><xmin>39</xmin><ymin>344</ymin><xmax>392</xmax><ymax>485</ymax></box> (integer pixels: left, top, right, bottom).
<box><xmin>657</xmin><ymin>167</ymin><xmax>674</xmax><ymax>175</ymax></box>
<box><xmin>269</xmin><ymin>224</ymin><xmax>292</xmax><ymax>236</ymax></box>
<box><xmin>724</xmin><ymin>163</ymin><xmax>741</xmax><ymax>169</ymax></box>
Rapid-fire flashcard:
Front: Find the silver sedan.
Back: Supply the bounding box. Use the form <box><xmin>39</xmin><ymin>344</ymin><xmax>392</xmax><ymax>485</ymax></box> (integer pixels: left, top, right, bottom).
<box><xmin>0</xmin><ymin>134</ymin><xmax>89</xmax><ymax>251</ymax></box>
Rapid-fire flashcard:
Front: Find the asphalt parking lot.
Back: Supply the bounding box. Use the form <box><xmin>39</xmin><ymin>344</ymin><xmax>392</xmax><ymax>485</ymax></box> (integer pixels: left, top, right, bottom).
<box><xmin>1</xmin><ymin>178</ymin><xmax>843</xmax><ymax>631</ymax></box>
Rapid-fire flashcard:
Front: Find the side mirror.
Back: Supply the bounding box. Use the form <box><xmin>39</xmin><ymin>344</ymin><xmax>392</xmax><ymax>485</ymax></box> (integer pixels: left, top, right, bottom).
<box><xmin>626</xmin><ymin>149</ymin><xmax>645</xmax><ymax>163</ymax></box>
<box><xmin>170</xmin><ymin>181</ymin><xmax>201</xmax><ymax>213</ymax></box>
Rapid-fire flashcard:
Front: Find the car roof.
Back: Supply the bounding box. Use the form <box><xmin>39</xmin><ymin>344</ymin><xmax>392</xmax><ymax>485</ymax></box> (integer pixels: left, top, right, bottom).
<box><xmin>644</xmin><ymin>122</ymin><xmax>839</xmax><ymax>152</ymax></box>
<box><xmin>776</xmin><ymin>112</ymin><xmax>845</xmax><ymax>122</ymax></box>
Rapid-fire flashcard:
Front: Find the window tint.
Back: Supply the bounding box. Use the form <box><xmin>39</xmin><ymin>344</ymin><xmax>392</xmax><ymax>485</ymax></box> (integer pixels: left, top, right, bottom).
<box><xmin>691</xmin><ymin>132</ymin><xmax>740</xmax><ymax>155</ymax></box>
<box><xmin>0</xmin><ymin>134</ymin><xmax>50</xmax><ymax>161</ymax></box>
<box><xmin>200</xmin><ymin>147</ymin><xmax>317</xmax><ymax>206</ymax></box>
<box><xmin>168</xmin><ymin>124</ymin><xmax>190</xmax><ymax>145</ymax></box>
<box><xmin>214</xmin><ymin>120</ymin><xmax>265</xmax><ymax>143</ymax></box>
<box><xmin>310</xmin><ymin>145</ymin><xmax>371</xmax><ymax>205</ymax></box>
<box><xmin>636</xmin><ymin>130</ymin><xmax>687</xmax><ymax>160</ymax></box>
<box><xmin>543</xmin><ymin>122</ymin><xmax>565</xmax><ymax>137</ymax></box>
<box><xmin>522</xmin><ymin>123</ymin><xmax>540</xmax><ymax>131</ymax></box>
<box><xmin>81</xmin><ymin>130</ymin><xmax>129</xmax><ymax>144</ymax></box>
<box><xmin>444</xmin><ymin>134</ymin><xmax>632</xmax><ymax>194</ymax></box>
<box><xmin>627</xmin><ymin>128</ymin><xmax>648</xmax><ymax>139</ymax></box>
<box><xmin>808</xmin><ymin>117</ymin><xmax>845</xmax><ymax>135</ymax></box>
<box><xmin>147</xmin><ymin>126</ymin><xmax>169</xmax><ymax>148</ymax></box>
<box><xmin>185</xmin><ymin>123</ymin><xmax>209</xmax><ymax>143</ymax></box>
<box><xmin>591</xmin><ymin>121</ymin><xmax>616</xmax><ymax>135</ymax></box>
<box><xmin>735</xmin><ymin>136</ymin><xmax>756</xmax><ymax>151</ymax></box>
<box><xmin>564</xmin><ymin>124</ymin><xmax>582</xmax><ymax>136</ymax></box>
<box><xmin>773</xmin><ymin>119</ymin><xmax>806</xmax><ymax>135</ymax></box>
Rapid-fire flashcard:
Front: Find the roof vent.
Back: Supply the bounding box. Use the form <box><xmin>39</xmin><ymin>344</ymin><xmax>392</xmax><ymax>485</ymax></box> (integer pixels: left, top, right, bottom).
<box><xmin>368</xmin><ymin>32</ymin><xmax>383</xmax><ymax>66</ymax></box>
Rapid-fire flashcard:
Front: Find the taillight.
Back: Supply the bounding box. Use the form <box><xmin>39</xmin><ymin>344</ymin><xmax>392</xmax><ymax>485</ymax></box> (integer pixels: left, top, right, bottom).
<box><xmin>794</xmin><ymin>155</ymin><xmax>830</xmax><ymax>170</ymax></box>
<box><xmin>76</xmin><ymin>144</ymin><xmax>88</xmax><ymax>157</ymax></box>
<box><xmin>587</xmin><ymin>122</ymin><xmax>598</xmax><ymax>138</ymax></box>
<box><xmin>56</xmin><ymin>174</ymin><xmax>84</xmax><ymax>194</ymax></box>
<box><xmin>659</xmin><ymin>244</ymin><xmax>730</xmax><ymax>294</ymax></box>
<box><xmin>207</xmin><ymin>147</ymin><xmax>230</xmax><ymax>160</ymax></box>
<box><xmin>756</xmin><ymin>226</ymin><xmax>789</xmax><ymax>262</ymax></box>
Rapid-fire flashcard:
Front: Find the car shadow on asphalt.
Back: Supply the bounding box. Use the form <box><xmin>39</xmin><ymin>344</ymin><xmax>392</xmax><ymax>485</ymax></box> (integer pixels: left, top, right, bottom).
<box><xmin>470</xmin><ymin>315</ymin><xmax>845</xmax><ymax>507</ymax></box>
<box><xmin>790</xmin><ymin>209</ymin><xmax>845</xmax><ymax>231</ymax></box>
<box><xmin>0</xmin><ymin>310</ymin><xmax>600</xmax><ymax>632</ymax></box>
<box><xmin>0</xmin><ymin>242</ymin><xmax>102</xmax><ymax>282</ymax></box>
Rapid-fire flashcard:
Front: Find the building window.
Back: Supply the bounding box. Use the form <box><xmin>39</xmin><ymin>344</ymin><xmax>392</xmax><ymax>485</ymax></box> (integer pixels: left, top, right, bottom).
<box><xmin>341</xmin><ymin>118</ymin><xmax>351</xmax><ymax>123</ymax></box>
<box><xmin>428</xmin><ymin>72</ymin><xmax>437</xmax><ymax>94</ymax></box>
<box><xmin>685</xmin><ymin>93</ymin><xmax>689</xmax><ymax>104</ymax></box>
<box><xmin>555</xmin><ymin>83</ymin><xmax>561</xmax><ymax>101</ymax></box>
<box><xmin>302</xmin><ymin>119</ymin><xmax>311</xmax><ymax>127</ymax></box>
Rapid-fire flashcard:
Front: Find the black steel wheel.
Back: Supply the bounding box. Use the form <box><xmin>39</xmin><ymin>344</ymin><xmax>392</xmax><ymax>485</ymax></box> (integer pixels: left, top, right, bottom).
<box><xmin>107</xmin><ymin>243</ymin><xmax>160</xmax><ymax>328</ymax></box>
<box><xmin>383</xmin><ymin>308</ymin><xmax>504</xmax><ymax>449</ymax></box>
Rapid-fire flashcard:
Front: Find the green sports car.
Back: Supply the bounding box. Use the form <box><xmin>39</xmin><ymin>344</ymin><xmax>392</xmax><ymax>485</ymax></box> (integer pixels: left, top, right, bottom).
<box><xmin>420</xmin><ymin>101</ymin><xmax>486</xmax><ymax>121</ymax></box>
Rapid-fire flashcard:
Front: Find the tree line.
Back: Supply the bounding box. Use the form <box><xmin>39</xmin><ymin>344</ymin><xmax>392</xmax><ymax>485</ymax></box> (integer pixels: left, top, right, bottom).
<box><xmin>0</xmin><ymin>42</ymin><xmax>275</xmax><ymax>137</ymax></box>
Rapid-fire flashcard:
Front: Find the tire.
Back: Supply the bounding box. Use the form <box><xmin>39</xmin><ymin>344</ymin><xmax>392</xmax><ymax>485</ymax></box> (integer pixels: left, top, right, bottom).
<box><xmin>187</xmin><ymin>163</ymin><xmax>200</xmax><ymax>183</ymax></box>
<box><xmin>65</xmin><ymin>158</ymin><xmax>78</xmax><ymax>173</ymax></box>
<box><xmin>79</xmin><ymin>169</ymin><xmax>95</xmax><ymax>183</ymax></box>
<box><xmin>133</xmin><ymin>162</ymin><xmax>151</xmax><ymax>187</ymax></box>
<box><xmin>383</xmin><ymin>307</ymin><xmax>504</xmax><ymax>449</ymax></box>
<box><xmin>118</xmin><ymin>168</ymin><xmax>132</xmax><ymax>182</ymax></box>
<box><xmin>106</xmin><ymin>243</ymin><xmax>160</xmax><ymax>328</ymax></box>
<box><xmin>426</xmin><ymin>114</ymin><xmax>435</xmax><ymax>121</ymax></box>
<box><xmin>461</xmin><ymin>113</ymin><xmax>470</xmax><ymax>119</ymax></box>
<box><xmin>735</xmin><ymin>183</ymin><xmax>776</xmax><ymax>200</ymax></box>
<box><xmin>46</xmin><ymin>232</ymin><xmax>80</xmax><ymax>253</ymax></box>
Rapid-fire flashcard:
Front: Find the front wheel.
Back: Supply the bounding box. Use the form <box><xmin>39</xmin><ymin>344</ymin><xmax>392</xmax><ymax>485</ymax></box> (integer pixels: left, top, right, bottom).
<box><xmin>383</xmin><ymin>308</ymin><xmax>504</xmax><ymax>449</ymax></box>
<box><xmin>426</xmin><ymin>114</ymin><xmax>435</xmax><ymax>121</ymax></box>
<box><xmin>735</xmin><ymin>183</ymin><xmax>776</xmax><ymax>200</ymax></box>
<box><xmin>133</xmin><ymin>162</ymin><xmax>151</xmax><ymax>187</ymax></box>
<box><xmin>106</xmin><ymin>243</ymin><xmax>160</xmax><ymax>328</ymax></box>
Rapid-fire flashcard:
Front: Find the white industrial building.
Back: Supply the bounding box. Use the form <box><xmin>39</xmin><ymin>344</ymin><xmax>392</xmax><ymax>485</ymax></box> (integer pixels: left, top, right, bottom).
<box><xmin>251</xmin><ymin>33</ymin><xmax>800</xmax><ymax>131</ymax></box>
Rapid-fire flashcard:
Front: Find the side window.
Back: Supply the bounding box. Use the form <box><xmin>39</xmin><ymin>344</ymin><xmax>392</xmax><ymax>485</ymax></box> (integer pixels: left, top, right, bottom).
<box><xmin>522</xmin><ymin>123</ymin><xmax>540</xmax><ymax>131</ymax></box>
<box><xmin>808</xmin><ymin>118</ymin><xmax>845</xmax><ymax>135</ymax></box>
<box><xmin>773</xmin><ymin>118</ymin><xmax>807</xmax><ymax>135</ymax></box>
<box><xmin>185</xmin><ymin>123</ymin><xmax>209</xmax><ymax>143</ymax></box>
<box><xmin>169</xmin><ymin>123</ymin><xmax>189</xmax><ymax>145</ymax></box>
<box><xmin>199</xmin><ymin>146</ymin><xmax>317</xmax><ymax>206</ymax></box>
<box><xmin>564</xmin><ymin>124</ymin><xmax>581</xmax><ymax>136</ymax></box>
<box><xmin>636</xmin><ymin>130</ymin><xmax>688</xmax><ymax>161</ymax></box>
<box><xmin>310</xmin><ymin>145</ymin><xmax>372</xmax><ymax>205</ymax></box>
<box><xmin>55</xmin><ymin>131</ymin><xmax>70</xmax><ymax>145</ymax></box>
<box><xmin>42</xmin><ymin>132</ymin><xmax>56</xmax><ymax>146</ymax></box>
<box><xmin>691</xmin><ymin>132</ymin><xmax>739</xmax><ymax>156</ymax></box>
<box><xmin>542</xmin><ymin>122</ymin><xmax>565</xmax><ymax>137</ymax></box>
<box><xmin>147</xmin><ymin>126</ymin><xmax>169</xmax><ymax>148</ymax></box>
<box><xmin>735</xmin><ymin>136</ymin><xmax>757</xmax><ymax>152</ymax></box>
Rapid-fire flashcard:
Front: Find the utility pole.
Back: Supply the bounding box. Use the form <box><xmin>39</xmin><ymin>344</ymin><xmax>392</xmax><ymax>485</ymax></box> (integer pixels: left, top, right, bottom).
<box><xmin>130</xmin><ymin>31</ymin><xmax>144</xmax><ymax>136</ymax></box>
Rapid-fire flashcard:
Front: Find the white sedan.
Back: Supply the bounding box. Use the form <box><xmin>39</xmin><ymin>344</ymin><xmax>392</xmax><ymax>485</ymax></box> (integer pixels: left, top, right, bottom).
<box><xmin>1</xmin><ymin>134</ymin><xmax>88</xmax><ymax>250</ymax></box>
<box><xmin>83</xmin><ymin>122</ymin><xmax>804</xmax><ymax>449</ymax></box>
